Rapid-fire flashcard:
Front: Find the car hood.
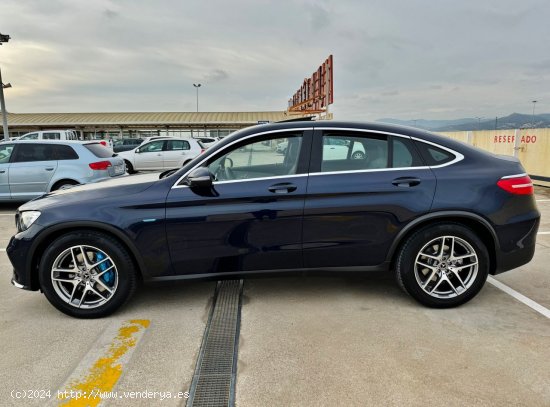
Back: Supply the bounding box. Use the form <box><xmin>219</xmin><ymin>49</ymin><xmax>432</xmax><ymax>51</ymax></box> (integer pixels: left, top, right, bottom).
<box><xmin>19</xmin><ymin>173</ymin><xmax>161</xmax><ymax>211</ymax></box>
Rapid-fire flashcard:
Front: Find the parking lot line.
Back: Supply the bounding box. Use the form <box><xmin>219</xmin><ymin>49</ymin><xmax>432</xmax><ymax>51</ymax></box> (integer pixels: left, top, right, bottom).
<box><xmin>0</xmin><ymin>248</ymin><xmax>5</xmax><ymax>251</ymax></box>
<box><xmin>0</xmin><ymin>213</ymin><xmax>13</xmax><ymax>216</ymax></box>
<box><xmin>52</xmin><ymin>319</ymin><xmax>150</xmax><ymax>407</ymax></box>
<box><xmin>536</xmin><ymin>199</ymin><xmax>550</xmax><ymax>202</ymax></box>
<box><xmin>487</xmin><ymin>276</ymin><xmax>550</xmax><ymax>319</ymax></box>
<box><xmin>538</xmin><ymin>232</ymin><xmax>550</xmax><ymax>235</ymax></box>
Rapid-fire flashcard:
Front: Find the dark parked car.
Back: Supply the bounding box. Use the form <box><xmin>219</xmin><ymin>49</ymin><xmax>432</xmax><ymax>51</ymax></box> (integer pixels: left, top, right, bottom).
<box><xmin>112</xmin><ymin>138</ymin><xmax>143</xmax><ymax>153</ymax></box>
<box><xmin>7</xmin><ymin>121</ymin><xmax>540</xmax><ymax>318</ymax></box>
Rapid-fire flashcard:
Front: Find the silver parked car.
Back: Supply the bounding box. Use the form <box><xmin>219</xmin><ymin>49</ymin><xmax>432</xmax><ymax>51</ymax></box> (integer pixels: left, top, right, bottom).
<box><xmin>0</xmin><ymin>140</ymin><xmax>126</xmax><ymax>201</ymax></box>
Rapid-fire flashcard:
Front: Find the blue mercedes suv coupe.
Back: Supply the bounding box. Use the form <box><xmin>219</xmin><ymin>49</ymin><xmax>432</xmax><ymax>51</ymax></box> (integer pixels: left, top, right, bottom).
<box><xmin>7</xmin><ymin>121</ymin><xmax>540</xmax><ymax>318</ymax></box>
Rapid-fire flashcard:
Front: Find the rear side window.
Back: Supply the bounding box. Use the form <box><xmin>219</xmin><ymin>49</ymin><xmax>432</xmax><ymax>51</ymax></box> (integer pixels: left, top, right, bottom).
<box><xmin>52</xmin><ymin>145</ymin><xmax>79</xmax><ymax>160</ymax></box>
<box><xmin>414</xmin><ymin>141</ymin><xmax>456</xmax><ymax>166</ymax></box>
<box><xmin>12</xmin><ymin>144</ymin><xmax>56</xmax><ymax>162</ymax></box>
<box><xmin>84</xmin><ymin>143</ymin><xmax>113</xmax><ymax>158</ymax></box>
<box><xmin>43</xmin><ymin>132</ymin><xmax>61</xmax><ymax>140</ymax></box>
<box><xmin>320</xmin><ymin>133</ymin><xmax>389</xmax><ymax>172</ymax></box>
<box><xmin>392</xmin><ymin>137</ymin><xmax>424</xmax><ymax>168</ymax></box>
<box><xmin>167</xmin><ymin>140</ymin><xmax>190</xmax><ymax>151</ymax></box>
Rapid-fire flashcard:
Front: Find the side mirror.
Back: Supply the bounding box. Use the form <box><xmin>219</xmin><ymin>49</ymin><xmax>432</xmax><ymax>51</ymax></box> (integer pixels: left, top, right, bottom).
<box><xmin>187</xmin><ymin>167</ymin><xmax>213</xmax><ymax>188</ymax></box>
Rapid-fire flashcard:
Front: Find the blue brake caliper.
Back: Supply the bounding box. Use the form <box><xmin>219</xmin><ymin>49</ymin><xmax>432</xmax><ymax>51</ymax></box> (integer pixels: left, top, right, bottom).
<box><xmin>95</xmin><ymin>252</ymin><xmax>114</xmax><ymax>286</ymax></box>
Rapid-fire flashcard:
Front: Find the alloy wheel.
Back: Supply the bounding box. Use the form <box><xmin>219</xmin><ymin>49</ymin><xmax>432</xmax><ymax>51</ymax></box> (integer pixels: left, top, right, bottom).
<box><xmin>50</xmin><ymin>245</ymin><xmax>118</xmax><ymax>309</ymax></box>
<box><xmin>414</xmin><ymin>235</ymin><xmax>478</xmax><ymax>299</ymax></box>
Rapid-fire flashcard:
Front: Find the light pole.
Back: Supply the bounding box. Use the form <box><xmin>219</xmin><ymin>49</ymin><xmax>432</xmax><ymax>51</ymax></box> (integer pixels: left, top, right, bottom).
<box><xmin>531</xmin><ymin>100</ymin><xmax>537</xmax><ymax>129</ymax></box>
<box><xmin>0</xmin><ymin>32</ymin><xmax>11</xmax><ymax>141</ymax></box>
<box><xmin>475</xmin><ymin>117</ymin><xmax>483</xmax><ymax>131</ymax></box>
<box><xmin>193</xmin><ymin>83</ymin><xmax>201</xmax><ymax>112</ymax></box>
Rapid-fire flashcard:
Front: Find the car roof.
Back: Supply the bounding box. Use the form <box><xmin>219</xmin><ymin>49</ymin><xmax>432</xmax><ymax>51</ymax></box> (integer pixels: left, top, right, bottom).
<box><xmin>8</xmin><ymin>140</ymin><xmax>100</xmax><ymax>145</ymax></box>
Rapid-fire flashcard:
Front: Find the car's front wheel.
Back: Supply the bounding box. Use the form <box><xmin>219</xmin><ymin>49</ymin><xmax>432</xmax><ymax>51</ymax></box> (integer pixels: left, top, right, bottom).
<box><xmin>395</xmin><ymin>223</ymin><xmax>489</xmax><ymax>308</ymax></box>
<box><xmin>124</xmin><ymin>160</ymin><xmax>136</xmax><ymax>174</ymax></box>
<box><xmin>39</xmin><ymin>231</ymin><xmax>137</xmax><ymax>318</ymax></box>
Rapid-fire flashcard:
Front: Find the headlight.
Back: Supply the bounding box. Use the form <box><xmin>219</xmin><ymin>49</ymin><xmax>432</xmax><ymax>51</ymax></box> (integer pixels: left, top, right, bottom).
<box><xmin>18</xmin><ymin>211</ymin><xmax>41</xmax><ymax>231</ymax></box>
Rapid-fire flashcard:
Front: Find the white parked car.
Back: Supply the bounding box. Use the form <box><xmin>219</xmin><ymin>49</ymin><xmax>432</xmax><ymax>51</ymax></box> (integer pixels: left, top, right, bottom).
<box><xmin>118</xmin><ymin>137</ymin><xmax>202</xmax><ymax>173</ymax></box>
<box><xmin>19</xmin><ymin>130</ymin><xmax>80</xmax><ymax>141</ymax></box>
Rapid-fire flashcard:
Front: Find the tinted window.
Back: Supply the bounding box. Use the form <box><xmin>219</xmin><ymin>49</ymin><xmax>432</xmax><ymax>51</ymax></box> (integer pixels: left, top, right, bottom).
<box><xmin>321</xmin><ymin>133</ymin><xmax>388</xmax><ymax>172</ymax></box>
<box><xmin>52</xmin><ymin>145</ymin><xmax>79</xmax><ymax>160</ymax></box>
<box><xmin>43</xmin><ymin>132</ymin><xmax>61</xmax><ymax>140</ymax></box>
<box><xmin>84</xmin><ymin>143</ymin><xmax>113</xmax><ymax>158</ymax></box>
<box><xmin>414</xmin><ymin>141</ymin><xmax>456</xmax><ymax>166</ymax></box>
<box><xmin>13</xmin><ymin>144</ymin><xmax>56</xmax><ymax>162</ymax></box>
<box><xmin>0</xmin><ymin>143</ymin><xmax>14</xmax><ymax>164</ymax></box>
<box><xmin>392</xmin><ymin>137</ymin><xmax>424</xmax><ymax>168</ymax></box>
<box><xmin>167</xmin><ymin>140</ymin><xmax>190</xmax><ymax>151</ymax></box>
<box><xmin>207</xmin><ymin>133</ymin><xmax>302</xmax><ymax>181</ymax></box>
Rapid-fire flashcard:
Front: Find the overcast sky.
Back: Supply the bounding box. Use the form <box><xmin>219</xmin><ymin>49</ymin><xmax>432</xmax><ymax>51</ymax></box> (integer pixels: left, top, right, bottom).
<box><xmin>1</xmin><ymin>0</ymin><xmax>548</xmax><ymax>120</ymax></box>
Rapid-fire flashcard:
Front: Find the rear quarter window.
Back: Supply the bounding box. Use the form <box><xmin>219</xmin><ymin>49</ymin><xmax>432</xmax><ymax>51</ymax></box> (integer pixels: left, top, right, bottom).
<box><xmin>414</xmin><ymin>141</ymin><xmax>456</xmax><ymax>166</ymax></box>
<box><xmin>53</xmin><ymin>145</ymin><xmax>79</xmax><ymax>160</ymax></box>
<box><xmin>84</xmin><ymin>143</ymin><xmax>114</xmax><ymax>158</ymax></box>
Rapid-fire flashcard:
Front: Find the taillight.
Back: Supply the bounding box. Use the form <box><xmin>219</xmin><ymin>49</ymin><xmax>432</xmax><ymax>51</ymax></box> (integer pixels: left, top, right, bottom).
<box><xmin>89</xmin><ymin>161</ymin><xmax>112</xmax><ymax>171</ymax></box>
<box><xmin>200</xmin><ymin>149</ymin><xmax>206</xmax><ymax>154</ymax></box>
<box><xmin>100</xmin><ymin>141</ymin><xmax>107</xmax><ymax>147</ymax></box>
<box><xmin>497</xmin><ymin>174</ymin><xmax>534</xmax><ymax>195</ymax></box>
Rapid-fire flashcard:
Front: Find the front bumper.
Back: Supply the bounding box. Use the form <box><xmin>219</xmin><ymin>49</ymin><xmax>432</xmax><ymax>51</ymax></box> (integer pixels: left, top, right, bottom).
<box><xmin>7</xmin><ymin>227</ymin><xmax>41</xmax><ymax>291</ymax></box>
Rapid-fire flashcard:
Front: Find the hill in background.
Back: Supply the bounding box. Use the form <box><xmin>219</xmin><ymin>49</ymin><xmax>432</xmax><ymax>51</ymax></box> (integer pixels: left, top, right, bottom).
<box><xmin>377</xmin><ymin>113</ymin><xmax>550</xmax><ymax>131</ymax></box>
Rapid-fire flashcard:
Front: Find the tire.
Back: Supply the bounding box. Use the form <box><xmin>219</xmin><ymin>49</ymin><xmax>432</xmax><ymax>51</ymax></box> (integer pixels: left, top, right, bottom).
<box><xmin>38</xmin><ymin>231</ymin><xmax>137</xmax><ymax>318</ymax></box>
<box><xmin>125</xmin><ymin>160</ymin><xmax>136</xmax><ymax>174</ymax></box>
<box><xmin>395</xmin><ymin>223</ymin><xmax>489</xmax><ymax>308</ymax></box>
<box><xmin>51</xmin><ymin>180</ymin><xmax>79</xmax><ymax>191</ymax></box>
<box><xmin>351</xmin><ymin>151</ymin><xmax>365</xmax><ymax>160</ymax></box>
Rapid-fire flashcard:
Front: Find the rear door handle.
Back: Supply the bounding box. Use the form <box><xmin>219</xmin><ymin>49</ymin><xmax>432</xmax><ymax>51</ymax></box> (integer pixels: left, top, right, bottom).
<box><xmin>268</xmin><ymin>182</ymin><xmax>297</xmax><ymax>194</ymax></box>
<box><xmin>45</xmin><ymin>167</ymin><xmax>55</xmax><ymax>171</ymax></box>
<box><xmin>392</xmin><ymin>177</ymin><xmax>421</xmax><ymax>187</ymax></box>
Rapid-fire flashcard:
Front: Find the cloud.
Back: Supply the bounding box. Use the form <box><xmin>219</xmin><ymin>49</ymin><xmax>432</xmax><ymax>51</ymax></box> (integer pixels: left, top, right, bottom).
<box><xmin>203</xmin><ymin>69</ymin><xmax>229</xmax><ymax>83</ymax></box>
<box><xmin>0</xmin><ymin>0</ymin><xmax>548</xmax><ymax>119</ymax></box>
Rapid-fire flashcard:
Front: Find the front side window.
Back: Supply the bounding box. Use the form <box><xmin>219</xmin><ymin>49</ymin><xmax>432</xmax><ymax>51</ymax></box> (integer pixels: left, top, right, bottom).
<box><xmin>12</xmin><ymin>144</ymin><xmax>55</xmax><ymax>162</ymax></box>
<box><xmin>20</xmin><ymin>133</ymin><xmax>38</xmax><ymax>140</ymax></box>
<box><xmin>206</xmin><ymin>133</ymin><xmax>303</xmax><ymax>181</ymax></box>
<box><xmin>0</xmin><ymin>143</ymin><xmax>14</xmax><ymax>164</ymax></box>
<box><xmin>140</xmin><ymin>140</ymin><xmax>164</xmax><ymax>153</ymax></box>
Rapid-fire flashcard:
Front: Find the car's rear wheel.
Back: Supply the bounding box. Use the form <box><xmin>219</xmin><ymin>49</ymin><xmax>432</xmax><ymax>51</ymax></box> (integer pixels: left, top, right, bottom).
<box><xmin>39</xmin><ymin>231</ymin><xmax>137</xmax><ymax>318</ymax></box>
<box><xmin>395</xmin><ymin>223</ymin><xmax>489</xmax><ymax>308</ymax></box>
<box><xmin>124</xmin><ymin>160</ymin><xmax>136</xmax><ymax>174</ymax></box>
<box><xmin>351</xmin><ymin>151</ymin><xmax>365</xmax><ymax>160</ymax></box>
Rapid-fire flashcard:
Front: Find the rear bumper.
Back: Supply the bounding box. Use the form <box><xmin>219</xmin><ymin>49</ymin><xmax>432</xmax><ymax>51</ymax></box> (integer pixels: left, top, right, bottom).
<box><xmin>493</xmin><ymin>216</ymin><xmax>540</xmax><ymax>275</ymax></box>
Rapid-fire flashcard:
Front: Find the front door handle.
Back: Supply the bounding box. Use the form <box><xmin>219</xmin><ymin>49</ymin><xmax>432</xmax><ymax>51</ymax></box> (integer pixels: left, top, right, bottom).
<box><xmin>268</xmin><ymin>182</ymin><xmax>297</xmax><ymax>194</ymax></box>
<box><xmin>0</xmin><ymin>170</ymin><xmax>5</xmax><ymax>174</ymax></box>
<box><xmin>45</xmin><ymin>167</ymin><xmax>55</xmax><ymax>171</ymax></box>
<box><xmin>392</xmin><ymin>177</ymin><xmax>421</xmax><ymax>187</ymax></box>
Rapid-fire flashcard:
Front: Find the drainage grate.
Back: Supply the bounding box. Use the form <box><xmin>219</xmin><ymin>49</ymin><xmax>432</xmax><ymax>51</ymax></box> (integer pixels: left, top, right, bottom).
<box><xmin>187</xmin><ymin>280</ymin><xmax>243</xmax><ymax>407</ymax></box>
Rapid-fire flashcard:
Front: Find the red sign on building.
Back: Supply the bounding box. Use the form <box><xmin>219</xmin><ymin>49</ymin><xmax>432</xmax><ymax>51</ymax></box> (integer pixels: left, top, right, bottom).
<box><xmin>288</xmin><ymin>55</ymin><xmax>333</xmax><ymax>115</ymax></box>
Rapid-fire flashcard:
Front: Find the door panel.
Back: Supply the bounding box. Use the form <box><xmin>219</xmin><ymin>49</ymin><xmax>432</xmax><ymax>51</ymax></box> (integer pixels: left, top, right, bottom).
<box><xmin>134</xmin><ymin>140</ymin><xmax>164</xmax><ymax>170</ymax></box>
<box><xmin>303</xmin><ymin>130</ymin><xmax>436</xmax><ymax>268</ymax></box>
<box><xmin>0</xmin><ymin>143</ymin><xmax>14</xmax><ymax>200</ymax></box>
<box><xmin>0</xmin><ymin>163</ymin><xmax>10</xmax><ymax>199</ymax></box>
<box><xmin>163</xmin><ymin>139</ymin><xmax>190</xmax><ymax>169</ymax></box>
<box><xmin>166</xmin><ymin>176</ymin><xmax>307</xmax><ymax>274</ymax></box>
<box><xmin>165</xmin><ymin>129</ymin><xmax>312</xmax><ymax>275</ymax></box>
<box><xmin>9</xmin><ymin>161</ymin><xmax>58</xmax><ymax>199</ymax></box>
<box><xmin>9</xmin><ymin>144</ymin><xmax>58</xmax><ymax>200</ymax></box>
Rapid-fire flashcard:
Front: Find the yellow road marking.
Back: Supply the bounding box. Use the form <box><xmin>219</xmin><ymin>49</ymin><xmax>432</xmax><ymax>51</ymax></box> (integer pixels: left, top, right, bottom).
<box><xmin>56</xmin><ymin>319</ymin><xmax>150</xmax><ymax>407</ymax></box>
